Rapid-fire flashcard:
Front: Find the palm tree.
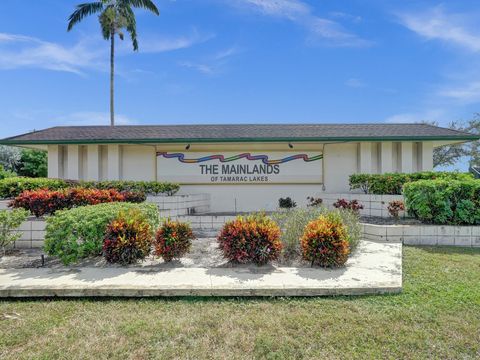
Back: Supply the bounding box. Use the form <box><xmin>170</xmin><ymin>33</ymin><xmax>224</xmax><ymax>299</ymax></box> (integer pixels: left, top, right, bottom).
<box><xmin>68</xmin><ymin>0</ymin><xmax>159</xmax><ymax>126</ymax></box>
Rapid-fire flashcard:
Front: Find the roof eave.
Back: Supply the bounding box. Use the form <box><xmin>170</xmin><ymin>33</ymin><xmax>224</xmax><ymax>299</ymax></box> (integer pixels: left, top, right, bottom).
<box><xmin>0</xmin><ymin>135</ymin><xmax>479</xmax><ymax>146</ymax></box>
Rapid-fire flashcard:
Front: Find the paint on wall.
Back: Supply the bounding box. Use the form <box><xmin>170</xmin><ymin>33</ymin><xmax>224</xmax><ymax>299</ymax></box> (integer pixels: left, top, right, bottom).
<box><xmin>157</xmin><ymin>152</ymin><xmax>323</xmax><ymax>184</ymax></box>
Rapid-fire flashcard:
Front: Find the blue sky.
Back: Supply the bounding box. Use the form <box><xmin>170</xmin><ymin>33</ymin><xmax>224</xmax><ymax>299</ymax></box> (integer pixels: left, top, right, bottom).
<box><xmin>0</xmin><ymin>0</ymin><xmax>479</xmax><ymax>139</ymax></box>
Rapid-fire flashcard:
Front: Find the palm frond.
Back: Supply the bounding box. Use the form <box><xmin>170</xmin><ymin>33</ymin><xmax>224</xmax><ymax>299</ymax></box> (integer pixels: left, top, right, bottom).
<box><xmin>121</xmin><ymin>0</ymin><xmax>159</xmax><ymax>15</ymax></box>
<box><xmin>119</xmin><ymin>6</ymin><xmax>139</xmax><ymax>50</ymax></box>
<box><xmin>67</xmin><ymin>2</ymin><xmax>105</xmax><ymax>31</ymax></box>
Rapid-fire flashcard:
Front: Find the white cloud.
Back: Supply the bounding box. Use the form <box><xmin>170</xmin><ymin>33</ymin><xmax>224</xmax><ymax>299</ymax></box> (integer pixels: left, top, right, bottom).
<box><xmin>56</xmin><ymin>111</ymin><xmax>136</xmax><ymax>126</ymax></box>
<box><xmin>136</xmin><ymin>29</ymin><xmax>214</xmax><ymax>54</ymax></box>
<box><xmin>0</xmin><ymin>30</ymin><xmax>211</xmax><ymax>75</ymax></box>
<box><xmin>384</xmin><ymin>109</ymin><xmax>445</xmax><ymax>124</ymax></box>
<box><xmin>180</xmin><ymin>45</ymin><xmax>243</xmax><ymax>75</ymax></box>
<box><xmin>179</xmin><ymin>61</ymin><xmax>214</xmax><ymax>74</ymax></box>
<box><xmin>228</xmin><ymin>0</ymin><xmax>370</xmax><ymax>47</ymax></box>
<box><xmin>438</xmin><ymin>81</ymin><xmax>480</xmax><ymax>103</ymax></box>
<box><xmin>345</xmin><ymin>78</ymin><xmax>366</xmax><ymax>88</ymax></box>
<box><xmin>0</xmin><ymin>33</ymin><xmax>104</xmax><ymax>74</ymax></box>
<box><xmin>397</xmin><ymin>6</ymin><xmax>480</xmax><ymax>52</ymax></box>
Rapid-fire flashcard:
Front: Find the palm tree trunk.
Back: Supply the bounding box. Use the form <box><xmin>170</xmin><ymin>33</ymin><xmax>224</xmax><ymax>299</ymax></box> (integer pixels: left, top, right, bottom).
<box><xmin>110</xmin><ymin>28</ymin><xmax>115</xmax><ymax>127</ymax></box>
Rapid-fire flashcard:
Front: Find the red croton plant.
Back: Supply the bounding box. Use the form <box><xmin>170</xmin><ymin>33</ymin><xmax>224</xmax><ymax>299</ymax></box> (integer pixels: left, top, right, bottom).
<box><xmin>9</xmin><ymin>188</ymin><xmax>145</xmax><ymax>217</ymax></box>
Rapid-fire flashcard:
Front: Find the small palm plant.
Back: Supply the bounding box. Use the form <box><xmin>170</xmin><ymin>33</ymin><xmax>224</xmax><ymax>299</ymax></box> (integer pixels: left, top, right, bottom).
<box><xmin>67</xmin><ymin>0</ymin><xmax>159</xmax><ymax>126</ymax></box>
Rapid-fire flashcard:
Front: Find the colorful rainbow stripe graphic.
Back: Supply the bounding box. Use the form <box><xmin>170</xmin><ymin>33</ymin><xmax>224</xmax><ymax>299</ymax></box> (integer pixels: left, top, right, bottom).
<box><xmin>156</xmin><ymin>152</ymin><xmax>323</xmax><ymax>165</ymax></box>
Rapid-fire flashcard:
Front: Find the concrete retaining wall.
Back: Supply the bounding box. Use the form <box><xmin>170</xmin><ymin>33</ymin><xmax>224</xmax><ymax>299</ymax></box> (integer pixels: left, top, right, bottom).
<box><xmin>320</xmin><ymin>193</ymin><xmax>405</xmax><ymax>218</ymax></box>
<box><xmin>362</xmin><ymin>223</ymin><xmax>480</xmax><ymax>247</ymax></box>
<box><xmin>0</xmin><ymin>200</ymin><xmax>9</xmax><ymax>210</ymax></box>
<box><xmin>148</xmin><ymin>194</ymin><xmax>210</xmax><ymax>217</ymax></box>
<box><xmin>11</xmin><ymin>219</ymin><xmax>46</xmax><ymax>249</ymax></box>
<box><xmin>11</xmin><ymin>217</ymin><xmax>480</xmax><ymax>249</ymax></box>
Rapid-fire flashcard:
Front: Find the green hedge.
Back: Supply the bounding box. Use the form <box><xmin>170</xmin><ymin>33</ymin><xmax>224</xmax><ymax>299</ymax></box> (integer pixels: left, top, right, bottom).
<box><xmin>44</xmin><ymin>202</ymin><xmax>159</xmax><ymax>265</ymax></box>
<box><xmin>349</xmin><ymin>172</ymin><xmax>473</xmax><ymax>195</ymax></box>
<box><xmin>80</xmin><ymin>180</ymin><xmax>180</xmax><ymax>196</ymax></box>
<box><xmin>0</xmin><ymin>165</ymin><xmax>16</xmax><ymax>181</ymax></box>
<box><xmin>403</xmin><ymin>179</ymin><xmax>480</xmax><ymax>225</ymax></box>
<box><xmin>0</xmin><ymin>177</ymin><xmax>180</xmax><ymax>199</ymax></box>
<box><xmin>0</xmin><ymin>177</ymin><xmax>72</xmax><ymax>198</ymax></box>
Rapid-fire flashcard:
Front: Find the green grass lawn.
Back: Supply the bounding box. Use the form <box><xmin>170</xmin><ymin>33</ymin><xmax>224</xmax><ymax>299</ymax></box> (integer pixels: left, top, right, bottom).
<box><xmin>1</xmin><ymin>246</ymin><xmax>479</xmax><ymax>359</ymax></box>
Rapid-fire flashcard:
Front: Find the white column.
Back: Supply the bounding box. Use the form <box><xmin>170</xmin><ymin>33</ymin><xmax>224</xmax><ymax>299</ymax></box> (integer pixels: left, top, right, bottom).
<box><xmin>86</xmin><ymin>145</ymin><xmax>100</xmax><ymax>181</ymax></box>
<box><xmin>359</xmin><ymin>142</ymin><xmax>372</xmax><ymax>173</ymax></box>
<box><xmin>421</xmin><ymin>142</ymin><xmax>434</xmax><ymax>171</ymax></box>
<box><xmin>107</xmin><ymin>144</ymin><xmax>121</xmax><ymax>180</ymax></box>
<box><xmin>66</xmin><ymin>145</ymin><xmax>80</xmax><ymax>180</ymax></box>
<box><xmin>401</xmin><ymin>142</ymin><xmax>413</xmax><ymax>173</ymax></box>
<box><xmin>47</xmin><ymin>145</ymin><xmax>60</xmax><ymax>178</ymax></box>
<box><xmin>380</xmin><ymin>142</ymin><xmax>393</xmax><ymax>173</ymax></box>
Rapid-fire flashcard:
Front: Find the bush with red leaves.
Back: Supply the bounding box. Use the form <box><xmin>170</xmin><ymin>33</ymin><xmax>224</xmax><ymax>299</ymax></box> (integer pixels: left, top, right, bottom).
<box><xmin>103</xmin><ymin>209</ymin><xmax>153</xmax><ymax>265</ymax></box>
<box><xmin>154</xmin><ymin>219</ymin><xmax>195</xmax><ymax>262</ymax></box>
<box><xmin>217</xmin><ymin>214</ymin><xmax>282</xmax><ymax>266</ymax></box>
<box><xmin>10</xmin><ymin>188</ymin><xmax>145</xmax><ymax>217</ymax></box>
<box><xmin>332</xmin><ymin>199</ymin><xmax>364</xmax><ymax>214</ymax></box>
<box><xmin>300</xmin><ymin>212</ymin><xmax>350</xmax><ymax>267</ymax></box>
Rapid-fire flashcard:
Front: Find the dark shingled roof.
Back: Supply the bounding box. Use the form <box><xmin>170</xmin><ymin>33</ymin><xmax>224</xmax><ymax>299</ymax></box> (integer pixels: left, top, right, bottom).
<box><xmin>1</xmin><ymin>124</ymin><xmax>478</xmax><ymax>144</ymax></box>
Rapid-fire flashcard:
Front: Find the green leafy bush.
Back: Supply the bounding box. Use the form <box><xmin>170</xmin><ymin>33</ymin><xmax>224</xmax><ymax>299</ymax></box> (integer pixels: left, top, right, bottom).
<box><xmin>103</xmin><ymin>209</ymin><xmax>154</xmax><ymax>265</ymax></box>
<box><xmin>271</xmin><ymin>207</ymin><xmax>361</xmax><ymax>259</ymax></box>
<box><xmin>278</xmin><ymin>197</ymin><xmax>296</xmax><ymax>209</ymax></box>
<box><xmin>0</xmin><ymin>165</ymin><xmax>16</xmax><ymax>180</ymax></box>
<box><xmin>0</xmin><ymin>208</ymin><xmax>28</xmax><ymax>254</ymax></box>
<box><xmin>403</xmin><ymin>179</ymin><xmax>480</xmax><ymax>225</ymax></box>
<box><xmin>0</xmin><ymin>177</ymin><xmax>72</xmax><ymax>199</ymax></box>
<box><xmin>44</xmin><ymin>202</ymin><xmax>159</xmax><ymax>265</ymax></box>
<box><xmin>154</xmin><ymin>219</ymin><xmax>195</xmax><ymax>262</ymax></box>
<box><xmin>300</xmin><ymin>212</ymin><xmax>350</xmax><ymax>267</ymax></box>
<box><xmin>16</xmin><ymin>149</ymin><xmax>47</xmax><ymax>178</ymax></box>
<box><xmin>81</xmin><ymin>180</ymin><xmax>180</xmax><ymax>196</ymax></box>
<box><xmin>349</xmin><ymin>172</ymin><xmax>473</xmax><ymax>195</ymax></box>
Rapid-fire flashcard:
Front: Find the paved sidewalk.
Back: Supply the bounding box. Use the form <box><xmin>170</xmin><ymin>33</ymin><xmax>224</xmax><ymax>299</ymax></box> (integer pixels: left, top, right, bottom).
<box><xmin>0</xmin><ymin>240</ymin><xmax>402</xmax><ymax>297</ymax></box>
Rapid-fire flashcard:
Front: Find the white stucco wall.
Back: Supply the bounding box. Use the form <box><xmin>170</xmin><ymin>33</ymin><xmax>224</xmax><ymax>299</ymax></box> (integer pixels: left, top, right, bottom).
<box><xmin>121</xmin><ymin>145</ymin><xmax>156</xmax><ymax>181</ymax></box>
<box><xmin>46</xmin><ymin>140</ymin><xmax>436</xmax><ymax>212</ymax></box>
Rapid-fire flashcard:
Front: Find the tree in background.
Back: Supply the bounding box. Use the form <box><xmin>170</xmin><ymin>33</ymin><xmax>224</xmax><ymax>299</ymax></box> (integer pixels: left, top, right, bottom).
<box><xmin>67</xmin><ymin>0</ymin><xmax>160</xmax><ymax>127</ymax></box>
<box><xmin>16</xmin><ymin>149</ymin><xmax>47</xmax><ymax>178</ymax></box>
<box><xmin>0</xmin><ymin>145</ymin><xmax>21</xmax><ymax>172</ymax></box>
<box><xmin>424</xmin><ymin>114</ymin><xmax>480</xmax><ymax>169</ymax></box>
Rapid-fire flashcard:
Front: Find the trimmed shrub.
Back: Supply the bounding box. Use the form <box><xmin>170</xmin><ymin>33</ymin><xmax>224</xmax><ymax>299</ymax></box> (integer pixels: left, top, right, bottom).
<box><xmin>0</xmin><ymin>177</ymin><xmax>180</xmax><ymax>199</ymax></box>
<box><xmin>0</xmin><ymin>177</ymin><xmax>72</xmax><ymax>199</ymax></box>
<box><xmin>300</xmin><ymin>212</ymin><xmax>350</xmax><ymax>267</ymax></box>
<box><xmin>403</xmin><ymin>179</ymin><xmax>480</xmax><ymax>225</ymax></box>
<box><xmin>333</xmin><ymin>199</ymin><xmax>364</xmax><ymax>214</ymax></box>
<box><xmin>154</xmin><ymin>219</ymin><xmax>195</xmax><ymax>262</ymax></box>
<box><xmin>278</xmin><ymin>197</ymin><xmax>296</xmax><ymax>209</ymax></box>
<box><xmin>81</xmin><ymin>180</ymin><xmax>180</xmax><ymax>196</ymax></box>
<box><xmin>307</xmin><ymin>196</ymin><xmax>323</xmax><ymax>207</ymax></box>
<box><xmin>272</xmin><ymin>207</ymin><xmax>361</xmax><ymax>259</ymax></box>
<box><xmin>388</xmin><ymin>200</ymin><xmax>405</xmax><ymax>220</ymax></box>
<box><xmin>349</xmin><ymin>172</ymin><xmax>473</xmax><ymax>195</ymax></box>
<box><xmin>0</xmin><ymin>208</ymin><xmax>28</xmax><ymax>254</ymax></box>
<box><xmin>103</xmin><ymin>209</ymin><xmax>153</xmax><ymax>265</ymax></box>
<box><xmin>44</xmin><ymin>202</ymin><xmax>159</xmax><ymax>265</ymax></box>
<box><xmin>217</xmin><ymin>214</ymin><xmax>282</xmax><ymax>266</ymax></box>
<box><xmin>10</xmin><ymin>188</ymin><xmax>145</xmax><ymax>217</ymax></box>
<box><xmin>0</xmin><ymin>165</ymin><xmax>16</xmax><ymax>180</ymax></box>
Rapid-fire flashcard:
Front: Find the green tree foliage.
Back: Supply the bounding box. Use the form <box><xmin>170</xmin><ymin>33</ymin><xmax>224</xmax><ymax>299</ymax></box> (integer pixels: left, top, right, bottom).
<box><xmin>425</xmin><ymin>114</ymin><xmax>480</xmax><ymax>168</ymax></box>
<box><xmin>0</xmin><ymin>145</ymin><xmax>21</xmax><ymax>172</ymax></box>
<box><xmin>16</xmin><ymin>149</ymin><xmax>47</xmax><ymax>178</ymax></box>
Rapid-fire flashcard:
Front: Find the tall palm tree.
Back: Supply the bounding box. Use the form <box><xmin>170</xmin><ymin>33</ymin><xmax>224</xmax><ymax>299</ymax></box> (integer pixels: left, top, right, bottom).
<box><xmin>68</xmin><ymin>0</ymin><xmax>159</xmax><ymax>126</ymax></box>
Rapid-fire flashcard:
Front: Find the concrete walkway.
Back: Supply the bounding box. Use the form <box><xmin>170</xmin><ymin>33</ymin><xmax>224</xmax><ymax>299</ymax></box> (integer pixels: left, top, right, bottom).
<box><xmin>0</xmin><ymin>240</ymin><xmax>402</xmax><ymax>297</ymax></box>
